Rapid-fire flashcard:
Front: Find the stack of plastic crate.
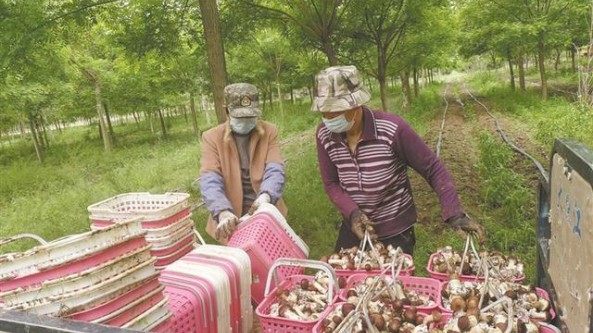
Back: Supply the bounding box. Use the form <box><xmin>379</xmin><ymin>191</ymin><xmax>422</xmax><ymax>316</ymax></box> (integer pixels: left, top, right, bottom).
<box><xmin>159</xmin><ymin>245</ymin><xmax>253</xmax><ymax>333</ymax></box>
<box><xmin>87</xmin><ymin>192</ymin><xmax>196</xmax><ymax>269</ymax></box>
<box><xmin>0</xmin><ymin>219</ymin><xmax>171</xmax><ymax>332</ymax></box>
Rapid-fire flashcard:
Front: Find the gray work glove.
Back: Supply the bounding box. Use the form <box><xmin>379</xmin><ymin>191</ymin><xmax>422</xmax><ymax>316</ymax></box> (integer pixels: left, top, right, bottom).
<box><xmin>215</xmin><ymin>210</ymin><xmax>239</xmax><ymax>240</ymax></box>
<box><xmin>247</xmin><ymin>193</ymin><xmax>271</xmax><ymax>216</ymax></box>
<box><xmin>350</xmin><ymin>210</ymin><xmax>378</xmax><ymax>241</ymax></box>
<box><xmin>448</xmin><ymin>214</ymin><xmax>487</xmax><ymax>244</ymax></box>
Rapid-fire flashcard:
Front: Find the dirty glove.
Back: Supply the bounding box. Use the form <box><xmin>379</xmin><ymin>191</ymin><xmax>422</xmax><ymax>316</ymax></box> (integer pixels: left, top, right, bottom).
<box><xmin>350</xmin><ymin>210</ymin><xmax>377</xmax><ymax>241</ymax></box>
<box><xmin>448</xmin><ymin>214</ymin><xmax>487</xmax><ymax>244</ymax></box>
<box><xmin>215</xmin><ymin>210</ymin><xmax>239</xmax><ymax>240</ymax></box>
<box><xmin>248</xmin><ymin>193</ymin><xmax>271</xmax><ymax>216</ymax></box>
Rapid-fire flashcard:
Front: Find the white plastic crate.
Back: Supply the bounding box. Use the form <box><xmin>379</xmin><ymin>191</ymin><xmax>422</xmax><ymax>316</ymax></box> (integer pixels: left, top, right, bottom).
<box><xmin>88</xmin><ymin>192</ymin><xmax>190</xmax><ymax>223</ymax></box>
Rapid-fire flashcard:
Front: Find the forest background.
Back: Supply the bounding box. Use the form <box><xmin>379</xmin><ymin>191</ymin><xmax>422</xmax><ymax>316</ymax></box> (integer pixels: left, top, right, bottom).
<box><xmin>1</xmin><ymin>0</ymin><xmax>593</xmax><ymax>281</ymax></box>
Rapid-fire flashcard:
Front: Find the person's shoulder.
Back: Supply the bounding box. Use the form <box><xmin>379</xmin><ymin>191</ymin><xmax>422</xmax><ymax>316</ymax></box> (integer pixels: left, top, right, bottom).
<box><xmin>260</xmin><ymin>120</ymin><xmax>278</xmax><ymax>131</ymax></box>
<box><xmin>202</xmin><ymin>123</ymin><xmax>226</xmax><ymax>138</ymax></box>
<box><xmin>370</xmin><ymin>109</ymin><xmax>406</xmax><ymax>124</ymax></box>
<box><xmin>315</xmin><ymin>122</ymin><xmax>331</xmax><ymax>141</ymax></box>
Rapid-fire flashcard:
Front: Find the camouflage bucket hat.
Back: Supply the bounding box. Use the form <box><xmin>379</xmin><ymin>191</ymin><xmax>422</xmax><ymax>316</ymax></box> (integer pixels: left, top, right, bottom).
<box><xmin>311</xmin><ymin>65</ymin><xmax>371</xmax><ymax>112</ymax></box>
<box><xmin>224</xmin><ymin>83</ymin><xmax>262</xmax><ymax>117</ymax></box>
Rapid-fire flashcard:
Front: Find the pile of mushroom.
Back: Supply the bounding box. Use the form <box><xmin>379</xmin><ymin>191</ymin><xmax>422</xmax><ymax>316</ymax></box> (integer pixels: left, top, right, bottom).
<box><xmin>441</xmin><ymin>309</ymin><xmax>540</xmax><ymax>333</ymax></box>
<box><xmin>267</xmin><ymin>271</ymin><xmax>332</xmax><ymax>321</ymax></box>
<box><xmin>441</xmin><ymin>274</ymin><xmax>552</xmax><ymax>324</ymax></box>
<box><xmin>431</xmin><ymin>247</ymin><xmax>524</xmax><ymax>281</ymax></box>
<box><xmin>321</xmin><ymin>243</ymin><xmax>413</xmax><ymax>272</ymax></box>
<box><xmin>318</xmin><ymin>302</ymin><xmax>442</xmax><ymax>333</ymax></box>
<box><xmin>345</xmin><ymin>276</ymin><xmax>436</xmax><ymax>309</ymax></box>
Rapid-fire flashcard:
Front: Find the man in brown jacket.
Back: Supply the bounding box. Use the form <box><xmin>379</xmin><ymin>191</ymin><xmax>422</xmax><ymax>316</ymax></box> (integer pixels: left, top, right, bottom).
<box><xmin>200</xmin><ymin>83</ymin><xmax>287</xmax><ymax>243</ymax></box>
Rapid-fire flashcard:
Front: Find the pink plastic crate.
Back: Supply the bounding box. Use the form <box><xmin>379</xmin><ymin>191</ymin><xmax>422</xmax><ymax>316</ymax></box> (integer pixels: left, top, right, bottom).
<box><xmin>256</xmin><ymin>275</ymin><xmax>336</xmax><ymax>333</ymax></box>
<box><xmin>426</xmin><ymin>252</ymin><xmax>526</xmax><ymax>283</ymax></box>
<box><xmin>102</xmin><ymin>287</ymin><xmax>167</xmax><ymax>327</ymax></box>
<box><xmin>228</xmin><ymin>212</ymin><xmax>307</xmax><ymax>304</ymax></box>
<box><xmin>154</xmin><ymin>238</ymin><xmax>195</xmax><ymax>268</ymax></box>
<box><xmin>161</xmin><ymin>274</ymin><xmax>216</xmax><ymax>333</ymax></box>
<box><xmin>88</xmin><ymin>192</ymin><xmax>191</xmax><ymax>228</ymax></box>
<box><xmin>339</xmin><ymin>274</ymin><xmax>441</xmax><ymax>314</ymax></box>
<box><xmin>333</xmin><ymin>253</ymin><xmax>415</xmax><ymax>279</ymax></box>
<box><xmin>92</xmin><ymin>208</ymin><xmax>190</xmax><ymax>229</ymax></box>
<box><xmin>0</xmin><ymin>235</ymin><xmax>148</xmax><ymax>294</ymax></box>
<box><xmin>67</xmin><ymin>276</ymin><xmax>161</xmax><ymax>322</ymax></box>
<box><xmin>183</xmin><ymin>254</ymin><xmax>241</xmax><ymax>333</ymax></box>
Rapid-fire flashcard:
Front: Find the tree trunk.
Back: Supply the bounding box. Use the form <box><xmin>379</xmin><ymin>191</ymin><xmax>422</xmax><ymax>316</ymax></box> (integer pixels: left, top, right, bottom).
<box><xmin>268</xmin><ymin>85</ymin><xmax>274</xmax><ymax>111</ymax></box>
<box><xmin>506</xmin><ymin>49</ymin><xmax>515</xmax><ymax>91</ymax></box>
<box><xmin>19</xmin><ymin>121</ymin><xmax>26</xmax><ymax>139</ymax></box>
<box><xmin>132</xmin><ymin>111</ymin><xmax>139</xmax><ymax>124</ymax></box>
<box><xmin>200</xmin><ymin>94</ymin><xmax>213</xmax><ymax>125</ymax></box>
<box><xmin>412</xmin><ymin>68</ymin><xmax>419</xmax><ymax>97</ymax></box>
<box><xmin>571</xmin><ymin>46</ymin><xmax>576</xmax><ymax>72</ymax></box>
<box><xmin>189</xmin><ymin>92</ymin><xmax>200</xmax><ymax>137</ymax></box>
<box><xmin>322</xmin><ymin>39</ymin><xmax>338</xmax><ymax>66</ymax></box>
<box><xmin>158</xmin><ymin>109</ymin><xmax>168</xmax><ymax>139</ymax></box>
<box><xmin>290</xmin><ymin>85</ymin><xmax>294</xmax><ymax>104</ymax></box>
<box><xmin>537</xmin><ymin>36</ymin><xmax>548</xmax><ymax>100</ymax></box>
<box><xmin>518</xmin><ymin>54</ymin><xmax>526</xmax><ymax>91</ymax></box>
<box><xmin>378</xmin><ymin>78</ymin><xmax>389</xmax><ymax>112</ymax></box>
<box><xmin>399</xmin><ymin>71</ymin><xmax>412</xmax><ymax>113</ymax></box>
<box><xmin>28</xmin><ymin>115</ymin><xmax>44</xmax><ymax>163</ymax></box>
<box><xmin>39</xmin><ymin>116</ymin><xmax>49</xmax><ymax>148</ymax></box>
<box><xmin>93</xmin><ymin>78</ymin><xmax>112</xmax><ymax>152</ymax></box>
<box><xmin>276</xmin><ymin>79</ymin><xmax>284</xmax><ymax>120</ymax></box>
<box><xmin>198</xmin><ymin>0</ymin><xmax>228</xmax><ymax>124</ymax></box>
<box><xmin>103</xmin><ymin>102</ymin><xmax>115</xmax><ymax>143</ymax></box>
<box><xmin>554</xmin><ymin>48</ymin><xmax>561</xmax><ymax>72</ymax></box>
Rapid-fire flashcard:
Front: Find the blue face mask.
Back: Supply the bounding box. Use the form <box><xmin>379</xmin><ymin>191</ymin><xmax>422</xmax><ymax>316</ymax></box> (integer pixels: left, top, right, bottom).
<box><xmin>322</xmin><ymin>113</ymin><xmax>354</xmax><ymax>133</ymax></box>
<box><xmin>230</xmin><ymin>117</ymin><xmax>258</xmax><ymax>134</ymax></box>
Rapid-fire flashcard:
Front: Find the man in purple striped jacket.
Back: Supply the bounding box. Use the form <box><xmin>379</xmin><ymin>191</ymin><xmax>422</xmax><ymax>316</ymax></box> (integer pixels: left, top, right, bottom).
<box><xmin>312</xmin><ymin>65</ymin><xmax>486</xmax><ymax>254</ymax></box>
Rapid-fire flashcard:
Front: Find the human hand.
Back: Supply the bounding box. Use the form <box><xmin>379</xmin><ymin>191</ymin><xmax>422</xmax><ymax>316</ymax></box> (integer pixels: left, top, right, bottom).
<box><xmin>350</xmin><ymin>210</ymin><xmax>377</xmax><ymax>241</ymax></box>
<box><xmin>448</xmin><ymin>214</ymin><xmax>487</xmax><ymax>244</ymax></box>
<box><xmin>248</xmin><ymin>193</ymin><xmax>271</xmax><ymax>216</ymax></box>
<box><xmin>215</xmin><ymin>210</ymin><xmax>239</xmax><ymax>240</ymax></box>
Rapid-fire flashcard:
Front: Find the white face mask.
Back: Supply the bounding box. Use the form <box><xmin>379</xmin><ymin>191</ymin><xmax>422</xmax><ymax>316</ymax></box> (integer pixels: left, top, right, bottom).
<box><xmin>322</xmin><ymin>113</ymin><xmax>354</xmax><ymax>133</ymax></box>
<box><xmin>230</xmin><ymin>116</ymin><xmax>257</xmax><ymax>134</ymax></box>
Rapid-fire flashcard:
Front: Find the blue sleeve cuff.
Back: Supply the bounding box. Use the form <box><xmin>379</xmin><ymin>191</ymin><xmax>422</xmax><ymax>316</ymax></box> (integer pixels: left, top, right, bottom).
<box><xmin>199</xmin><ymin>171</ymin><xmax>233</xmax><ymax>218</ymax></box>
<box><xmin>259</xmin><ymin>162</ymin><xmax>285</xmax><ymax>204</ymax></box>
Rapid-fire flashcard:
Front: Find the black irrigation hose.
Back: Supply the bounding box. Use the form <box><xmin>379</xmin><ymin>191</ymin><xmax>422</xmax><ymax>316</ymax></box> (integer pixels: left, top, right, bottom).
<box><xmin>461</xmin><ymin>84</ymin><xmax>549</xmax><ymax>184</ymax></box>
<box><xmin>435</xmin><ymin>84</ymin><xmax>450</xmax><ymax>158</ymax></box>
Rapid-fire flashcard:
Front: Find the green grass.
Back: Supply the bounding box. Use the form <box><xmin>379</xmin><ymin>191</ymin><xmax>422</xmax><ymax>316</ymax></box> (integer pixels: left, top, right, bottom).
<box><xmin>476</xmin><ymin>132</ymin><xmax>537</xmax><ymax>282</ymax></box>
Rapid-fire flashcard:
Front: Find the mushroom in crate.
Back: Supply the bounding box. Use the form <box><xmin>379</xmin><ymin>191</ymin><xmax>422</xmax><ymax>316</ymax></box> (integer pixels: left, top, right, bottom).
<box><xmin>255</xmin><ymin>259</ymin><xmax>338</xmax><ymax>333</ymax></box>
<box><xmin>314</xmin><ymin>277</ymin><xmax>443</xmax><ymax>333</ymax></box>
<box><xmin>440</xmin><ymin>274</ymin><xmax>555</xmax><ymax>324</ymax></box>
<box><xmin>427</xmin><ymin>235</ymin><xmax>526</xmax><ymax>283</ymax></box>
<box><xmin>340</xmin><ymin>274</ymin><xmax>440</xmax><ymax>315</ymax></box>
<box><xmin>321</xmin><ymin>241</ymin><xmax>415</xmax><ymax>278</ymax></box>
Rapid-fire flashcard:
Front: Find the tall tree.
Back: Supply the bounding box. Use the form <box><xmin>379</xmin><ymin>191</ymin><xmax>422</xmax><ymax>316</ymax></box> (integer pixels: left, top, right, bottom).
<box><xmin>340</xmin><ymin>0</ymin><xmax>408</xmax><ymax>112</ymax></box>
<box><xmin>238</xmin><ymin>0</ymin><xmax>347</xmax><ymax>66</ymax></box>
<box><xmin>198</xmin><ymin>0</ymin><xmax>228</xmax><ymax>124</ymax></box>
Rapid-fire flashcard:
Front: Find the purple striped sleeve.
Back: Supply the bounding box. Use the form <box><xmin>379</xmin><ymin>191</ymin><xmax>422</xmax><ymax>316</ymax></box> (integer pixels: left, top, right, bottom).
<box><xmin>316</xmin><ymin>126</ymin><xmax>359</xmax><ymax>221</ymax></box>
<box><xmin>392</xmin><ymin>118</ymin><xmax>463</xmax><ymax>222</ymax></box>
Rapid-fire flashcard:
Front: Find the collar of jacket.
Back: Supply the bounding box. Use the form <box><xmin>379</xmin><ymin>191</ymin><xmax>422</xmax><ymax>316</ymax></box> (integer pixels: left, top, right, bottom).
<box><xmin>223</xmin><ymin>119</ymin><xmax>266</xmax><ymax>143</ymax></box>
